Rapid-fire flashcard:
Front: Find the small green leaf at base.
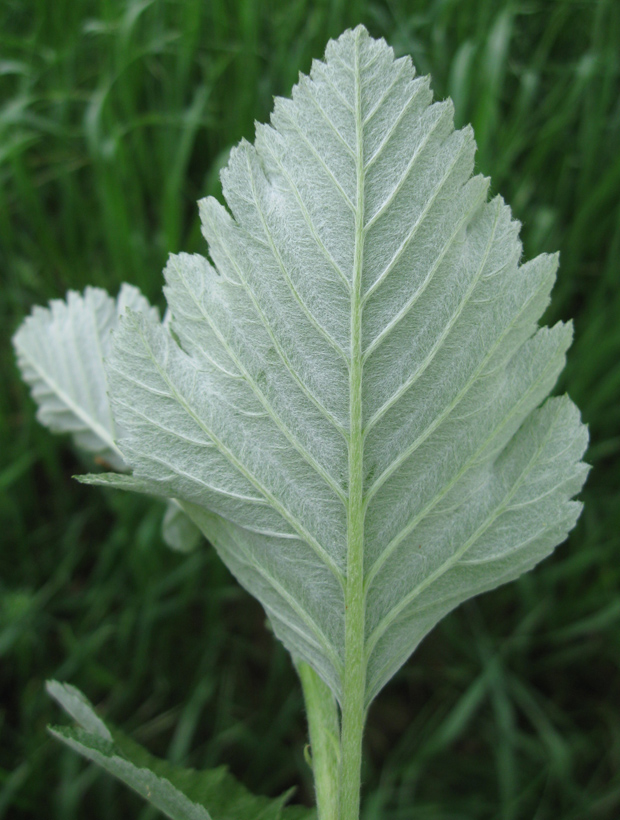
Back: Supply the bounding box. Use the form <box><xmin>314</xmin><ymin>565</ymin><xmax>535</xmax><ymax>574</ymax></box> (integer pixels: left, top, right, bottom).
<box><xmin>47</xmin><ymin>681</ymin><xmax>315</xmax><ymax>820</ymax></box>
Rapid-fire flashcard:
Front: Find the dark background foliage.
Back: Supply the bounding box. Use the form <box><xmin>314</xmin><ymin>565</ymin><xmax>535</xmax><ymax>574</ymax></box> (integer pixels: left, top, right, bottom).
<box><xmin>1</xmin><ymin>1</ymin><xmax>619</xmax><ymax>818</ymax></box>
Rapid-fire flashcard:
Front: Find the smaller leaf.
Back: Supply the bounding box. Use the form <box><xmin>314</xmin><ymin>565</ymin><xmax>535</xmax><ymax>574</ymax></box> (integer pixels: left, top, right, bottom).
<box><xmin>14</xmin><ymin>286</ymin><xmax>201</xmax><ymax>552</ymax></box>
<box><xmin>13</xmin><ymin>284</ymin><xmax>158</xmax><ymax>469</ymax></box>
<box><xmin>47</xmin><ymin>681</ymin><xmax>314</xmax><ymax>820</ymax></box>
<box><xmin>49</xmin><ymin>726</ymin><xmax>213</xmax><ymax>820</ymax></box>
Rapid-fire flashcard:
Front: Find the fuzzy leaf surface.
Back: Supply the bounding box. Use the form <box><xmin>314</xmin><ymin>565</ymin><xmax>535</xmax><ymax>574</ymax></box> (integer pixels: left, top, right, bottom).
<box><xmin>97</xmin><ymin>26</ymin><xmax>588</xmax><ymax>705</ymax></box>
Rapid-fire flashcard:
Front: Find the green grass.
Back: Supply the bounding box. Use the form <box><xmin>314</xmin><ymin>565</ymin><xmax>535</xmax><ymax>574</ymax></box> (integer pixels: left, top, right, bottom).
<box><xmin>2</xmin><ymin>0</ymin><xmax>619</xmax><ymax>818</ymax></box>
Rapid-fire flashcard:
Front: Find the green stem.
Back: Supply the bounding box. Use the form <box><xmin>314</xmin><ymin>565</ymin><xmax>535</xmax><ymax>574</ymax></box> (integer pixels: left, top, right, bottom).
<box><xmin>339</xmin><ymin>518</ymin><xmax>366</xmax><ymax>820</ymax></box>
<box><xmin>339</xmin><ymin>27</ymin><xmax>367</xmax><ymax>820</ymax></box>
<box><xmin>297</xmin><ymin>661</ymin><xmax>340</xmax><ymax>820</ymax></box>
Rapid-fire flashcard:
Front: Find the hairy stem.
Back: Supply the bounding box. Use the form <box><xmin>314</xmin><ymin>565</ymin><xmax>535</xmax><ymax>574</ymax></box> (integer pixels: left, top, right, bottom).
<box><xmin>297</xmin><ymin>661</ymin><xmax>340</xmax><ymax>820</ymax></box>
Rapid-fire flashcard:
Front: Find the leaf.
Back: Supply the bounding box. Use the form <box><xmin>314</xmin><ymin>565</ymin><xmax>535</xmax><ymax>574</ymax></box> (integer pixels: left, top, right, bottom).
<box><xmin>13</xmin><ymin>285</ymin><xmax>201</xmax><ymax>552</ymax></box>
<box><xmin>13</xmin><ymin>284</ymin><xmax>157</xmax><ymax>470</ymax></box>
<box><xmin>47</xmin><ymin>681</ymin><xmax>314</xmax><ymax>820</ymax></box>
<box><xmin>84</xmin><ymin>26</ymin><xmax>588</xmax><ymax>706</ymax></box>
